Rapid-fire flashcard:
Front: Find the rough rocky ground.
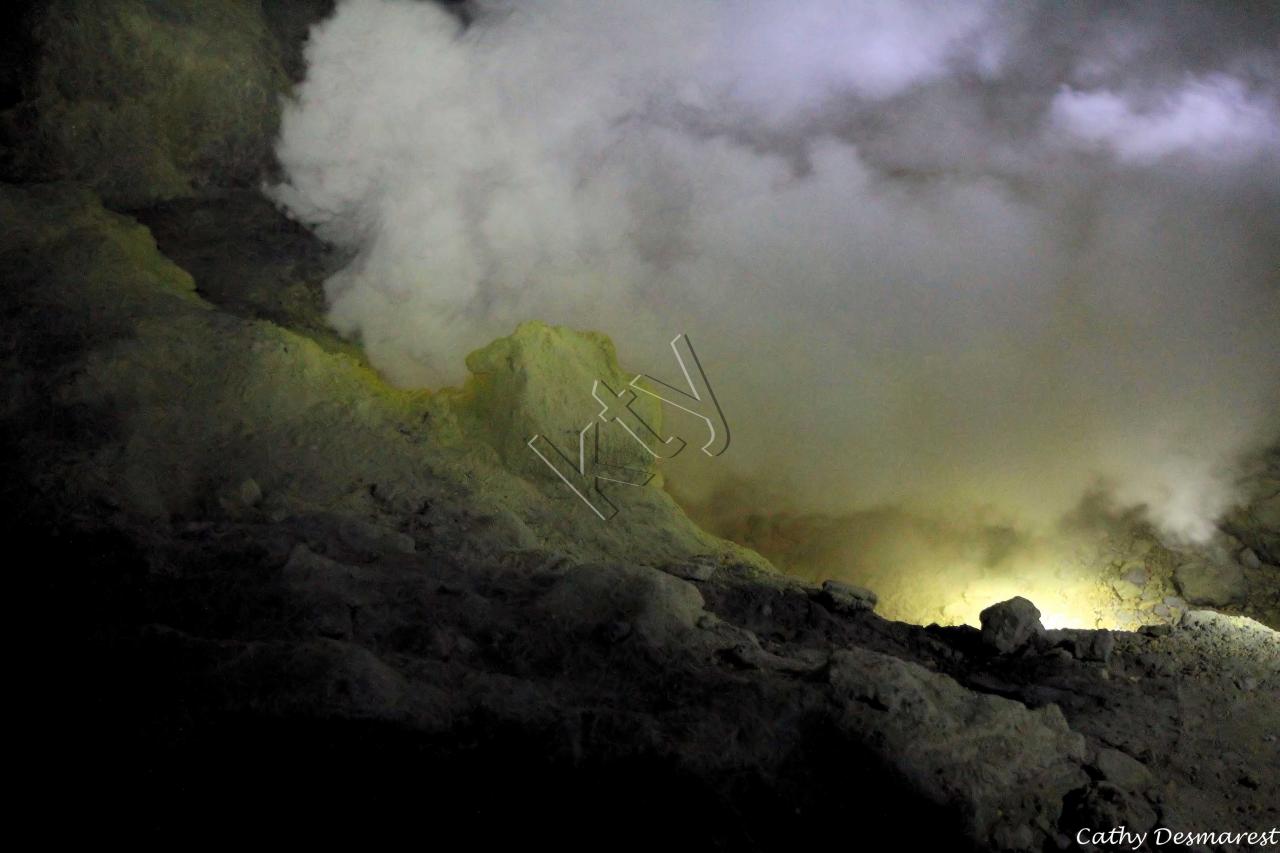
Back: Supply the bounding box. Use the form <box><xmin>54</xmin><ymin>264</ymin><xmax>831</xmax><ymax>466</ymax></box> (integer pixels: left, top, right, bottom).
<box><xmin>6</xmin><ymin>177</ymin><xmax>1276</xmax><ymax>853</ymax></box>
<box><xmin>3</xmin><ymin>3</ymin><xmax>1277</xmax><ymax>850</ymax></box>
<box><xmin>24</xmin><ymin>491</ymin><xmax>1279</xmax><ymax>848</ymax></box>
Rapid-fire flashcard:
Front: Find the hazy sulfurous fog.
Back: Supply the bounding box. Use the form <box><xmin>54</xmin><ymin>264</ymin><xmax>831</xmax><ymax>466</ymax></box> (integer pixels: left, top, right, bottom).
<box><xmin>270</xmin><ymin>0</ymin><xmax>1280</xmax><ymax>624</ymax></box>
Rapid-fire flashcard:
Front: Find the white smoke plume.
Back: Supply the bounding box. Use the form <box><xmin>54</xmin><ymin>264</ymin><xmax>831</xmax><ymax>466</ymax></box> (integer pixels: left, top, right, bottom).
<box><xmin>271</xmin><ymin>0</ymin><xmax>1280</xmax><ymax>552</ymax></box>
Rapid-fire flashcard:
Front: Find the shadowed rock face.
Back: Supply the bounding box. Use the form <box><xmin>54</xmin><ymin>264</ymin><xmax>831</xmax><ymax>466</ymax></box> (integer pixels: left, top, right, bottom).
<box><xmin>0</xmin><ymin>0</ymin><xmax>343</xmax><ymax>206</ymax></box>
<box><xmin>5</xmin><ymin>1</ymin><xmax>288</xmax><ymax>206</ymax></box>
<box><xmin>21</xmin><ymin>492</ymin><xmax>1278</xmax><ymax>848</ymax></box>
<box><xmin>2</xmin><ymin>3</ymin><xmax>1277</xmax><ymax>849</ymax></box>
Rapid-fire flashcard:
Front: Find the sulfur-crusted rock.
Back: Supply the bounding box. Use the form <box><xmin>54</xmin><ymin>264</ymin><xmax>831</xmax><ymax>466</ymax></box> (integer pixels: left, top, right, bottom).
<box><xmin>0</xmin><ymin>183</ymin><xmax>765</xmax><ymax>575</ymax></box>
<box><xmin>442</xmin><ymin>320</ymin><xmax>665</xmax><ymax>484</ymax></box>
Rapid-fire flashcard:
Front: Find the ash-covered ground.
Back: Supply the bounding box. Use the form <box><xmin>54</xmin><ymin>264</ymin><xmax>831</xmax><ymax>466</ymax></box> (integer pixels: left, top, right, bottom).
<box><xmin>3</xmin><ymin>2</ymin><xmax>1277</xmax><ymax>850</ymax></box>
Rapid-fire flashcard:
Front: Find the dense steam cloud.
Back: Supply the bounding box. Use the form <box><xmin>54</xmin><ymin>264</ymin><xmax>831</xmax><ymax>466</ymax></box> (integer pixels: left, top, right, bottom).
<box><xmin>271</xmin><ymin>0</ymin><xmax>1280</xmax><ymax>563</ymax></box>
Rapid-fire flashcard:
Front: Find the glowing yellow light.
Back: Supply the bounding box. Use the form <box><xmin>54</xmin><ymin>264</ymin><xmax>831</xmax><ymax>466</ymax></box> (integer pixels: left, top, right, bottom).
<box><xmin>870</xmin><ymin>564</ymin><xmax>1131</xmax><ymax>630</ymax></box>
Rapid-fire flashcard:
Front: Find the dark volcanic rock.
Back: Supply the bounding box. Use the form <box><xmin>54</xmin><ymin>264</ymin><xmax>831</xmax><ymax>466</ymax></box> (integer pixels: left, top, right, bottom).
<box><xmin>1046</xmin><ymin>628</ymin><xmax>1115</xmax><ymax>664</ymax></box>
<box><xmin>35</xmin><ymin>504</ymin><xmax>1276</xmax><ymax>849</ymax></box>
<box><xmin>1061</xmin><ymin>782</ymin><xmax>1157</xmax><ymax>843</ymax></box>
<box><xmin>980</xmin><ymin>596</ymin><xmax>1045</xmax><ymax>654</ymax></box>
<box><xmin>1174</xmin><ymin>556</ymin><xmax>1248</xmax><ymax>606</ymax></box>
<box><xmin>817</xmin><ymin>578</ymin><xmax>878</xmax><ymax>613</ymax></box>
<box><xmin>1092</xmin><ymin>747</ymin><xmax>1153</xmax><ymax>791</ymax></box>
<box><xmin>539</xmin><ymin>561</ymin><xmax>707</xmax><ymax>647</ymax></box>
<box><xmin>827</xmin><ymin>645</ymin><xmax>1086</xmax><ymax>846</ymax></box>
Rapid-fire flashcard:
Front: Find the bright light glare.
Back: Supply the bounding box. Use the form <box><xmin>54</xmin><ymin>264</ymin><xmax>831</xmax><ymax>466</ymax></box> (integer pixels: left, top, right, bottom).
<box><xmin>871</xmin><ymin>563</ymin><xmax>1139</xmax><ymax>631</ymax></box>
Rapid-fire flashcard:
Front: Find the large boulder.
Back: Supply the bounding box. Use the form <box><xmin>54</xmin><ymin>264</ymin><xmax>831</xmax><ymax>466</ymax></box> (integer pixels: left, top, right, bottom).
<box><xmin>980</xmin><ymin>596</ymin><xmax>1045</xmax><ymax>654</ymax></box>
<box><xmin>1222</xmin><ymin>448</ymin><xmax>1280</xmax><ymax>567</ymax></box>
<box><xmin>1231</xmin><ymin>490</ymin><xmax>1280</xmax><ymax>567</ymax></box>
<box><xmin>538</xmin><ymin>562</ymin><xmax>706</xmax><ymax>648</ymax></box>
<box><xmin>816</xmin><ymin>578</ymin><xmax>878</xmax><ymax>614</ymax></box>
<box><xmin>1092</xmin><ymin>747</ymin><xmax>1153</xmax><ymax>791</ymax></box>
<box><xmin>829</xmin><ymin>646</ymin><xmax>1087</xmax><ymax>850</ymax></box>
<box><xmin>1174</xmin><ymin>557</ymin><xmax>1247</xmax><ymax>606</ymax></box>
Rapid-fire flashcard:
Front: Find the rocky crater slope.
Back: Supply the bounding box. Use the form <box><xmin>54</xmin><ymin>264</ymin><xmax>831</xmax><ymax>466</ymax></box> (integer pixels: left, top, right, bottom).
<box><xmin>3</xmin><ymin>3</ymin><xmax>1277</xmax><ymax>850</ymax></box>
